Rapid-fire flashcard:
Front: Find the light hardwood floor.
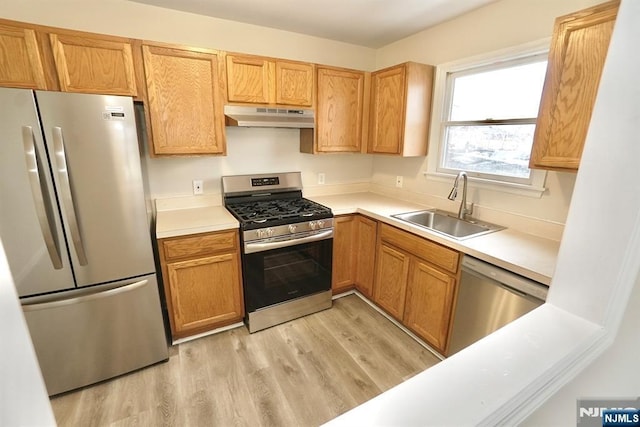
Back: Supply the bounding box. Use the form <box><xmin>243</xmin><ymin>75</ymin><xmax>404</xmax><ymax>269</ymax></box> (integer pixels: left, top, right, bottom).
<box><xmin>50</xmin><ymin>294</ymin><xmax>441</xmax><ymax>426</ymax></box>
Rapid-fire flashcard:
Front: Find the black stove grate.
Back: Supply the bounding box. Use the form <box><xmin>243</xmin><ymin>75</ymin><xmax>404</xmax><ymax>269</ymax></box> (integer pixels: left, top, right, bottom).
<box><xmin>226</xmin><ymin>197</ymin><xmax>332</xmax><ymax>229</ymax></box>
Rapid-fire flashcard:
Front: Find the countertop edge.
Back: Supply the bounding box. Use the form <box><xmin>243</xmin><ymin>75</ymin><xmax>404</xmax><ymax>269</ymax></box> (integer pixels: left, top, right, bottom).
<box><xmin>154</xmin><ymin>192</ymin><xmax>558</xmax><ymax>284</ymax></box>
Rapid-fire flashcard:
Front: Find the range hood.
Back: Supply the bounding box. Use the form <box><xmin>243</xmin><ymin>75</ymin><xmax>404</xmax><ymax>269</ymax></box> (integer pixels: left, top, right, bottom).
<box><xmin>224</xmin><ymin>105</ymin><xmax>314</xmax><ymax>128</ymax></box>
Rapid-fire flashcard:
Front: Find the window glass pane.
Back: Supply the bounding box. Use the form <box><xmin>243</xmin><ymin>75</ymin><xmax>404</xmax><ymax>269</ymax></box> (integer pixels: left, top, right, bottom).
<box><xmin>442</xmin><ymin>124</ymin><xmax>535</xmax><ymax>179</ymax></box>
<box><xmin>450</xmin><ymin>61</ymin><xmax>547</xmax><ymax>121</ymax></box>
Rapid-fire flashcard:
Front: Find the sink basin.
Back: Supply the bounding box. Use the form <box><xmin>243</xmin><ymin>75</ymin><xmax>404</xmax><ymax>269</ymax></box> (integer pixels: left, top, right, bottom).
<box><xmin>391</xmin><ymin>209</ymin><xmax>504</xmax><ymax>240</ymax></box>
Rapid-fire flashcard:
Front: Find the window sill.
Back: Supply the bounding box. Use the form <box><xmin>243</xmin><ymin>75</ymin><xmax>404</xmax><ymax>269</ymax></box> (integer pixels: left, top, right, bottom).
<box><xmin>423</xmin><ymin>171</ymin><xmax>547</xmax><ymax>198</ymax></box>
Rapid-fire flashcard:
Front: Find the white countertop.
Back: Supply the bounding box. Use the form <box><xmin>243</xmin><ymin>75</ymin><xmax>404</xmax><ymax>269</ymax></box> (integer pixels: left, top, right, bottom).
<box><xmin>154</xmin><ymin>192</ymin><xmax>559</xmax><ymax>284</ymax></box>
<box><xmin>308</xmin><ymin>192</ymin><xmax>559</xmax><ymax>285</ymax></box>
<box><xmin>155</xmin><ymin>205</ymin><xmax>239</xmax><ymax>239</ymax></box>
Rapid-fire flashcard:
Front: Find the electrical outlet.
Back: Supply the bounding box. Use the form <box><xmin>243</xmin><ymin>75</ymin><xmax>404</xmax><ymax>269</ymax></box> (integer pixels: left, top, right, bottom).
<box><xmin>318</xmin><ymin>173</ymin><xmax>325</xmax><ymax>185</ymax></box>
<box><xmin>192</xmin><ymin>180</ymin><xmax>203</xmax><ymax>195</ymax></box>
<box><xmin>395</xmin><ymin>176</ymin><xmax>403</xmax><ymax>188</ymax></box>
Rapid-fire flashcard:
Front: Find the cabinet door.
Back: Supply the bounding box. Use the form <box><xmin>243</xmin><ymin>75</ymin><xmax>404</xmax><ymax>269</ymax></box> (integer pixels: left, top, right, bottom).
<box><xmin>332</xmin><ymin>215</ymin><xmax>357</xmax><ymax>294</ymax></box>
<box><xmin>143</xmin><ymin>44</ymin><xmax>226</xmax><ymax>155</ymax></box>
<box><xmin>0</xmin><ymin>22</ymin><xmax>48</xmax><ymax>89</ymax></box>
<box><xmin>404</xmin><ymin>260</ymin><xmax>456</xmax><ymax>354</ymax></box>
<box><xmin>369</xmin><ymin>65</ymin><xmax>405</xmax><ymax>154</ymax></box>
<box><xmin>354</xmin><ymin>215</ymin><xmax>377</xmax><ymax>298</ymax></box>
<box><xmin>373</xmin><ymin>243</ymin><xmax>410</xmax><ymax>320</ymax></box>
<box><xmin>316</xmin><ymin>67</ymin><xmax>365</xmax><ymax>152</ymax></box>
<box><xmin>166</xmin><ymin>253</ymin><xmax>243</xmax><ymax>337</ymax></box>
<box><xmin>529</xmin><ymin>1</ymin><xmax>618</xmax><ymax>171</ymax></box>
<box><xmin>49</xmin><ymin>33</ymin><xmax>137</xmax><ymax>96</ymax></box>
<box><xmin>275</xmin><ymin>60</ymin><xmax>314</xmax><ymax>106</ymax></box>
<box><xmin>226</xmin><ymin>54</ymin><xmax>272</xmax><ymax>104</ymax></box>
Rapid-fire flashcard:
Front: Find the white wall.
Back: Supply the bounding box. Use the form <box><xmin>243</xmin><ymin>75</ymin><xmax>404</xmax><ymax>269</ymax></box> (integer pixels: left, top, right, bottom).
<box><xmin>370</xmin><ymin>0</ymin><xmax>606</xmax><ymax>238</ymax></box>
<box><xmin>523</xmin><ymin>275</ymin><xmax>640</xmax><ymax>425</ymax></box>
<box><xmin>0</xmin><ymin>0</ymin><xmax>608</xmax><ymax>238</ymax></box>
<box><xmin>0</xmin><ymin>0</ymin><xmax>376</xmax><ymax>69</ymax></box>
<box><xmin>0</xmin><ymin>0</ymin><xmax>377</xmax><ymax>202</ymax></box>
<box><xmin>144</xmin><ymin>127</ymin><xmax>374</xmax><ymax>198</ymax></box>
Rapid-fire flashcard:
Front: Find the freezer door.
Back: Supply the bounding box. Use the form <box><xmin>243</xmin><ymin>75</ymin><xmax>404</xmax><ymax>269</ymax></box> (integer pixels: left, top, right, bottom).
<box><xmin>35</xmin><ymin>91</ymin><xmax>155</xmax><ymax>287</ymax></box>
<box><xmin>0</xmin><ymin>88</ymin><xmax>75</xmax><ymax>297</ymax></box>
<box><xmin>22</xmin><ymin>274</ymin><xmax>168</xmax><ymax>396</ymax></box>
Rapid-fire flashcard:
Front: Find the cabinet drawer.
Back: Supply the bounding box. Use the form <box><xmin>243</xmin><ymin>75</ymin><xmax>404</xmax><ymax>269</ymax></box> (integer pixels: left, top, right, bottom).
<box><xmin>380</xmin><ymin>223</ymin><xmax>460</xmax><ymax>273</ymax></box>
<box><xmin>162</xmin><ymin>231</ymin><xmax>238</xmax><ymax>261</ymax></box>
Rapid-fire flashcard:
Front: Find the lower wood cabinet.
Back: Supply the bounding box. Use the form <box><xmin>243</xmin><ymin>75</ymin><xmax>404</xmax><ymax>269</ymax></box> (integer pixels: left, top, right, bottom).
<box><xmin>158</xmin><ymin>230</ymin><xmax>244</xmax><ymax>340</ymax></box>
<box><xmin>332</xmin><ymin>215</ymin><xmax>357</xmax><ymax>294</ymax></box>
<box><xmin>404</xmin><ymin>260</ymin><xmax>457</xmax><ymax>352</ymax></box>
<box><xmin>354</xmin><ymin>215</ymin><xmax>377</xmax><ymax>298</ymax></box>
<box><xmin>372</xmin><ymin>243</ymin><xmax>410</xmax><ymax>319</ymax></box>
<box><xmin>332</xmin><ymin>214</ymin><xmax>378</xmax><ymax>296</ymax></box>
<box><xmin>372</xmin><ymin>223</ymin><xmax>461</xmax><ymax>354</ymax></box>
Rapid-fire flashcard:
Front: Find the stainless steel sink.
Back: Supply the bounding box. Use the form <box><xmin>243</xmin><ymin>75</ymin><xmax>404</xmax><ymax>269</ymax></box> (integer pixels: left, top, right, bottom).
<box><xmin>391</xmin><ymin>209</ymin><xmax>505</xmax><ymax>240</ymax></box>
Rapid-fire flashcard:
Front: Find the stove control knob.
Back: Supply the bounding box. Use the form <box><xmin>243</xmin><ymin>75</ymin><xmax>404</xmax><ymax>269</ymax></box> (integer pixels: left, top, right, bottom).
<box><xmin>256</xmin><ymin>230</ymin><xmax>265</xmax><ymax>239</ymax></box>
<box><xmin>317</xmin><ymin>220</ymin><xmax>325</xmax><ymax>229</ymax></box>
<box><xmin>266</xmin><ymin>228</ymin><xmax>274</xmax><ymax>237</ymax></box>
<box><xmin>309</xmin><ymin>221</ymin><xmax>317</xmax><ymax>230</ymax></box>
<box><xmin>288</xmin><ymin>224</ymin><xmax>297</xmax><ymax>234</ymax></box>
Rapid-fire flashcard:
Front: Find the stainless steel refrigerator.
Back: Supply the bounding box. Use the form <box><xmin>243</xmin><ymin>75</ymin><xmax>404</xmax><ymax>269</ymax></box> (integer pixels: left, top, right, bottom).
<box><xmin>0</xmin><ymin>87</ymin><xmax>168</xmax><ymax>396</ymax></box>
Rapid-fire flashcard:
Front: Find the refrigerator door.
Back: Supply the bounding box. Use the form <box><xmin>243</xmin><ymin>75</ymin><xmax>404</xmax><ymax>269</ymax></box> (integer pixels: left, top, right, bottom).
<box><xmin>22</xmin><ymin>273</ymin><xmax>168</xmax><ymax>396</ymax></box>
<box><xmin>0</xmin><ymin>88</ymin><xmax>75</xmax><ymax>297</ymax></box>
<box><xmin>35</xmin><ymin>91</ymin><xmax>155</xmax><ymax>287</ymax></box>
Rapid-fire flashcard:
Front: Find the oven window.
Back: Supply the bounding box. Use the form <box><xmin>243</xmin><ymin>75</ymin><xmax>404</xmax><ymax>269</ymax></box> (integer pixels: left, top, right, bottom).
<box><xmin>242</xmin><ymin>239</ymin><xmax>332</xmax><ymax>312</ymax></box>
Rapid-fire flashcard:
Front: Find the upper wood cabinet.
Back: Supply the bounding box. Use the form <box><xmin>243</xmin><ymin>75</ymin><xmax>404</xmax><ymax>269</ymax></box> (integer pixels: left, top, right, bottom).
<box><xmin>49</xmin><ymin>32</ymin><xmax>138</xmax><ymax>96</ymax></box>
<box><xmin>0</xmin><ymin>21</ymin><xmax>48</xmax><ymax>89</ymax></box>
<box><xmin>368</xmin><ymin>62</ymin><xmax>434</xmax><ymax>156</ymax></box>
<box><xmin>529</xmin><ymin>0</ymin><xmax>619</xmax><ymax>171</ymax></box>
<box><xmin>225</xmin><ymin>53</ymin><xmax>314</xmax><ymax>107</ymax></box>
<box><xmin>300</xmin><ymin>66</ymin><xmax>369</xmax><ymax>154</ymax></box>
<box><xmin>275</xmin><ymin>60</ymin><xmax>314</xmax><ymax>106</ymax></box>
<box><xmin>142</xmin><ymin>43</ymin><xmax>226</xmax><ymax>155</ymax></box>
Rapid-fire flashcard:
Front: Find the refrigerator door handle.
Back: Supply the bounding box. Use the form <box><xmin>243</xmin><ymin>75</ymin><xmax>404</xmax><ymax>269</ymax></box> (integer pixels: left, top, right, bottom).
<box><xmin>22</xmin><ymin>279</ymin><xmax>149</xmax><ymax>311</ymax></box>
<box><xmin>52</xmin><ymin>126</ymin><xmax>88</xmax><ymax>265</ymax></box>
<box><xmin>22</xmin><ymin>126</ymin><xmax>63</xmax><ymax>270</ymax></box>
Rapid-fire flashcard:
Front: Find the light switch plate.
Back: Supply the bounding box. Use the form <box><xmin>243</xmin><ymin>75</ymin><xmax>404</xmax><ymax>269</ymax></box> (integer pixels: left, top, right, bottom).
<box><xmin>396</xmin><ymin>176</ymin><xmax>403</xmax><ymax>188</ymax></box>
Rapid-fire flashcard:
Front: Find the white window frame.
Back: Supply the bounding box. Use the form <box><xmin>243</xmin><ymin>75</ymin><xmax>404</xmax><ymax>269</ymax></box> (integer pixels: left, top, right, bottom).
<box><xmin>426</xmin><ymin>38</ymin><xmax>551</xmax><ymax>198</ymax></box>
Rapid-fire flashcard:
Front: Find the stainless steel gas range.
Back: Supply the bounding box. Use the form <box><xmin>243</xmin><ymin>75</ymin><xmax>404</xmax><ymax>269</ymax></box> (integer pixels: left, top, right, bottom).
<box><xmin>222</xmin><ymin>171</ymin><xmax>333</xmax><ymax>333</ymax></box>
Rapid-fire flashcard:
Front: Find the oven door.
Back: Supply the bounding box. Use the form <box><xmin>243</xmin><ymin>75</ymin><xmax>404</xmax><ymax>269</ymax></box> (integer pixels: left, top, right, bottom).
<box><xmin>242</xmin><ymin>237</ymin><xmax>332</xmax><ymax>312</ymax></box>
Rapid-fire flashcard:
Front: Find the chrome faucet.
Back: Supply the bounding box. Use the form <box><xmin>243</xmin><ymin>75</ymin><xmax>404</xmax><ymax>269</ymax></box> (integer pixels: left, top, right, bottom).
<box><xmin>447</xmin><ymin>171</ymin><xmax>474</xmax><ymax>220</ymax></box>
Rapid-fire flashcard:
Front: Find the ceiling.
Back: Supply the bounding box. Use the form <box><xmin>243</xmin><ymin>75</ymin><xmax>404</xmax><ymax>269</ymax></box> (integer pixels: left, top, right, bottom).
<box><xmin>128</xmin><ymin>0</ymin><xmax>499</xmax><ymax>48</ymax></box>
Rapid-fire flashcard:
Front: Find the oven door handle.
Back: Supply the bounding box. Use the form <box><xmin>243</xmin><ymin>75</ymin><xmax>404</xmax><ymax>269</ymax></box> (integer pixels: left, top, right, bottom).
<box><xmin>244</xmin><ymin>229</ymin><xmax>333</xmax><ymax>254</ymax></box>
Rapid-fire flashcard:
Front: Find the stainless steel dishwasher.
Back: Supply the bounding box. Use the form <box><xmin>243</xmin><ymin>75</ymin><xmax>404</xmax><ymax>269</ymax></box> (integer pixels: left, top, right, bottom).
<box><xmin>448</xmin><ymin>255</ymin><xmax>549</xmax><ymax>356</ymax></box>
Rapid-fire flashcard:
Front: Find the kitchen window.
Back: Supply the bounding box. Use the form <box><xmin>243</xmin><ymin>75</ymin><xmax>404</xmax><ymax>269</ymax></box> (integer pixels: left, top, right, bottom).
<box><xmin>427</xmin><ymin>40</ymin><xmax>550</xmax><ymax>195</ymax></box>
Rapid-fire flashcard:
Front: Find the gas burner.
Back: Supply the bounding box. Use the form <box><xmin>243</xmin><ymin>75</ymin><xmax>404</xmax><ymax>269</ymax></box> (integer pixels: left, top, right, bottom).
<box><xmin>225</xmin><ymin>198</ymin><xmax>332</xmax><ymax>228</ymax></box>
